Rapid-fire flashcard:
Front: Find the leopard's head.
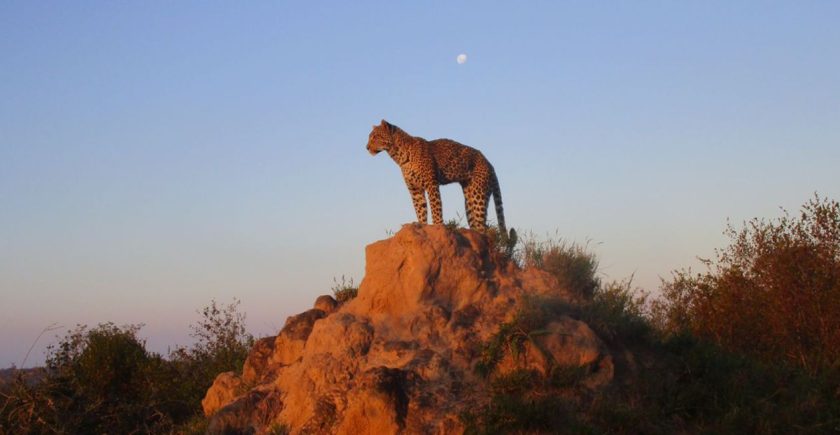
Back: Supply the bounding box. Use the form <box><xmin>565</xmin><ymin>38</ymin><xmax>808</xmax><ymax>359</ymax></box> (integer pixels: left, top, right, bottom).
<box><xmin>367</xmin><ymin>119</ymin><xmax>394</xmax><ymax>155</ymax></box>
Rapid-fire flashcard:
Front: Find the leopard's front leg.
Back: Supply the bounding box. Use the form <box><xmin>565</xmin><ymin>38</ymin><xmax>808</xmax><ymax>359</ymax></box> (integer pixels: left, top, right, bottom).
<box><xmin>407</xmin><ymin>183</ymin><xmax>428</xmax><ymax>224</ymax></box>
<box><xmin>426</xmin><ymin>183</ymin><xmax>443</xmax><ymax>225</ymax></box>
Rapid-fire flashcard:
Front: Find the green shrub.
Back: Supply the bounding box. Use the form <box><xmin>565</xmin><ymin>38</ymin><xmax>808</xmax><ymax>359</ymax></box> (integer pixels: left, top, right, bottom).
<box><xmin>581</xmin><ymin>278</ymin><xmax>651</xmax><ymax>343</ymax></box>
<box><xmin>651</xmin><ymin>194</ymin><xmax>840</xmax><ymax>374</ymax></box>
<box><xmin>0</xmin><ymin>323</ymin><xmax>175</xmax><ymax>434</ymax></box>
<box><xmin>520</xmin><ymin>235</ymin><xmax>600</xmax><ymax>299</ymax></box>
<box><xmin>468</xmin><ymin>221</ymin><xmax>840</xmax><ymax>433</ymax></box>
<box><xmin>331</xmin><ymin>275</ymin><xmax>358</xmax><ymax>303</ymax></box>
<box><xmin>443</xmin><ymin>215</ymin><xmax>464</xmax><ymax>231</ymax></box>
<box><xmin>463</xmin><ymin>368</ymin><xmax>580</xmax><ymax>434</ymax></box>
<box><xmin>441</xmin><ymin>216</ymin><xmax>517</xmax><ymax>263</ymax></box>
<box><xmin>168</xmin><ymin>299</ymin><xmax>254</xmax><ymax>415</ymax></box>
<box><xmin>474</xmin><ymin>296</ymin><xmax>556</xmax><ymax>378</ymax></box>
<box><xmin>485</xmin><ymin>225</ymin><xmax>518</xmax><ymax>262</ymax></box>
<box><xmin>0</xmin><ymin>300</ymin><xmax>254</xmax><ymax>434</ymax></box>
<box><xmin>470</xmin><ymin>319</ymin><xmax>840</xmax><ymax>434</ymax></box>
<box><xmin>463</xmin><ymin>392</ymin><xmax>573</xmax><ymax>435</ymax></box>
<box><xmin>586</xmin><ymin>336</ymin><xmax>840</xmax><ymax>434</ymax></box>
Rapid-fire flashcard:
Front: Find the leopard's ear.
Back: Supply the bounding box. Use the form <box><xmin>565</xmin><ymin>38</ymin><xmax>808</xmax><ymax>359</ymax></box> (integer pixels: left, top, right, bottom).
<box><xmin>380</xmin><ymin>120</ymin><xmax>397</xmax><ymax>133</ymax></box>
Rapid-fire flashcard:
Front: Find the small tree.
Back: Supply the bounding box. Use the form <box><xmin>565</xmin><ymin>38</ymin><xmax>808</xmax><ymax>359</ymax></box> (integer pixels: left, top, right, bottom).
<box><xmin>169</xmin><ymin>299</ymin><xmax>254</xmax><ymax>412</ymax></box>
<box><xmin>189</xmin><ymin>299</ymin><xmax>253</xmax><ymax>374</ymax></box>
<box><xmin>0</xmin><ymin>323</ymin><xmax>173</xmax><ymax>434</ymax></box>
<box><xmin>1</xmin><ymin>301</ymin><xmax>255</xmax><ymax>433</ymax></box>
<box><xmin>652</xmin><ymin>194</ymin><xmax>840</xmax><ymax>374</ymax></box>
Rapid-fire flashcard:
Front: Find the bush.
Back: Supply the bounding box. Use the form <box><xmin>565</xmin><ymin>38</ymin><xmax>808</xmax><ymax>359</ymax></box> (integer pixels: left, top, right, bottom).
<box><xmin>440</xmin><ymin>216</ymin><xmax>517</xmax><ymax>263</ymax></box>
<box><xmin>581</xmin><ymin>278</ymin><xmax>651</xmax><ymax>343</ymax></box>
<box><xmin>468</xmin><ymin>291</ymin><xmax>840</xmax><ymax>434</ymax></box>
<box><xmin>169</xmin><ymin>299</ymin><xmax>254</xmax><ymax>412</ymax></box>
<box><xmin>586</xmin><ymin>335</ymin><xmax>840</xmax><ymax>434</ymax></box>
<box><xmin>519</xmin><ymin>235</ymin><xmax>600</xmax><ymax>299</ymax></box>
<box><xmin>652</xmin><ymin>195</ymin><xmax>840</xmax><ymax>374</ymax></box>
<box><xmin>468</xmin><ymin>219</ymin><xmax>840</xmax><ymax>433</ymax></box>
<box><xmin>486</xmin><ymin>226</ymin><xmax>518</xmax><ymax>262</ymax></box>
<box><xmin>0</xmin><ymin>300</ymin><xmax>254</xmax><ymax>434</ymax></box>
<box><xmin>331</xmin><ymin>275</ymin><xmax>358</xmax><ymax>304</ymax></box>
<box><xmin>1</xmin><ymin>323</ymin><xmax>175</xmax><ymax>434</ymax></box>
<box><xmin>462</xmin><ymin>388</ymin><xmax>573</xmax><ymax>434</ymax></box>
<box><xmin>443</xmin><ymin>215</ymin><xmax>464</xmax><ymax>231</ymax></box>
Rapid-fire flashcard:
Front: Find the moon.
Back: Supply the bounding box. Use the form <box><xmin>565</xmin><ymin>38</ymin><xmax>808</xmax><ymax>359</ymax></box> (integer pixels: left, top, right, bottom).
<box><xmin>456</xmin><ymin>53</ymin><xmax>467</xmax><ymax>65</ymax></box>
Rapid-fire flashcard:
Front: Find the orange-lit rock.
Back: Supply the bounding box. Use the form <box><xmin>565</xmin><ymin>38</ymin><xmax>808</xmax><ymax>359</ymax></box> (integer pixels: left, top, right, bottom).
<box><xmin>204</xmin><ymin>224</ymin><xmax>613</xmax><ymax>434</ymax></box>
<box><xmin>270</xmin><ymin>308</ymin><xmax>325</xmax><ymax>366</ymax></box>
<box><xmin>242</xmin><ymin>336</ymin><xmax>275</xmax><ymax>385</ymax></box>
<box><xmin>313</xmin><ymin>295</ymin><xmax>338</xmax><ymax>314</ymax></box>
<box><xmin>202</xmin><ymin>371</ymin><xmax>245</xmax><ymax>416</ymax></box>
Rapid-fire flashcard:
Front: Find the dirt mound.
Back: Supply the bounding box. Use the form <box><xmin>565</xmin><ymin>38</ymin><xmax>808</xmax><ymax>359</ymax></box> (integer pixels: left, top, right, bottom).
<box><xmin>203</xmin><ymin>224</ymin><xmax>613</xmax><ymax>434</ymax></box>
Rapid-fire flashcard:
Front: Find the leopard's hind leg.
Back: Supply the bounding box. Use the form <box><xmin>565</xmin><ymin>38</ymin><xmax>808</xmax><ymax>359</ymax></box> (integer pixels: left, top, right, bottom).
<box><xmin>427</xmin><ymin>184</ymin><xmax>444</xmax><ymax>225</ymax></box>
<box><xmin>463</xmin><ymin>181</ymin><xmax>490</xmax><ymax>231</ymax></box>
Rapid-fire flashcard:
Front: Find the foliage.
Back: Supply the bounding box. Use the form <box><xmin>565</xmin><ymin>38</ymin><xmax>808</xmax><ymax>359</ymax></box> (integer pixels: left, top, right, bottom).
<box><xmin>486</xmin><ymin>226</ymin><xmax>518</xmax><ymax>262</ymax></box>
<box><xmin>169</xmin><ymin>299</ymin><xmax>254</xmax><ymax>411</ymax></box>
<box><xmin>462</xmin><ymin>392</ymin><xmax>573</xmax><ymax>434</ymax></box>
<box><xmin>474</xmin><ymin>296</ymin><xmax>555</xmax><ymax>378</ymax></box>
<box><xmin>331</xmin><ymin>275</ymin><xmax>358</xmax><ymax>303</ymax></box>
<box><xmin>0</xmin><ymin>300</ymin><xmax>254</xmax><ymax>434</ymax></box>
<box><xmin>443</xmin><ymin>214</ymin><xmax>464</xmax><ymax>231</ymax></box>
<box><xmin>441</xmin><ymin>214</ymin><xmax>517</xmax><ymax>262</ymax></box>
<box><xmin>474</xmin><ymin>321</ymin><xmax>516</xmax><ymax>378</ymax></box>
<box><xmin>6</xmin><ymin>196</ymin><xmax>840</xmax><ymax>433</ymax></box>
<box><xmin>467</xmin><ymin>205</ymin><xmax>840</xmax><ymax>433</ymax></box>
<box><xmin>519</xmin><ymin>234</ymin><xmax>601</xmax><ymax>299</ymax></box>
<box><xmin>581</xmin><ymin>277</ymin><xmax>651</xmax><ymax>343</ymax></box>
<box><xmin>1</xmin><ymin>323</ymin><xmax>175</xmax><ymax>434</ymax></box>
<box><xmin>651</xmin><ymin>194</ymin><xmax>840</xmax><ymax>374</ymax></box>
<box><xmin>176</xmin><ymin>415</ymin><xmax>211</xmax><ymax>435</ymax></box>
<box><xmin>584</xmin><ymin>336</ymin><xmax>840</xmax><ymax>434</ymax></box>
<box><xmin>462</xmin><ymin>368</ymin><xmax>582</xmax><ymax>434</ymax></box>
<box><xmin>469</xmin><ymin>317</ymin><xmax>840</xmax><ymax>434</ymax></box>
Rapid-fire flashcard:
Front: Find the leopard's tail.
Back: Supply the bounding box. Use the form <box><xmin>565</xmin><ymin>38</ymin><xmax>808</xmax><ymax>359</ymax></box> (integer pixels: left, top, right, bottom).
<box><xmin>490</xmin><ymin>169</ymin><xmax>506</xmax><ymax>235</ymax></box>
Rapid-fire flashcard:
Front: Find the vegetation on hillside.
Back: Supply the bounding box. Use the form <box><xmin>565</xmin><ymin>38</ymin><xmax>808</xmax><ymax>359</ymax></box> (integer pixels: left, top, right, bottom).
<box><xmin>0</xmin><ymin>300</ymin><xmax>252</xmax><ymax>434</ymax></box>
<box><xmin>331</xmin><ymin>275</ymin><xmax>359</xmax><ymax>304</ymax></box>
<box><xmin>652</xmin><ymin>194</ymin><xmax>840</xmax><ymax>375</ymax></box>
<box><xmin>464</xmin><ymin>195</ymin><xmax>840</xmax><ymax>434</ymax></box>
<box><xmin>3</xmin><ymin>195</ymin><xmax>839</xmax><ymax>433</ymax></box>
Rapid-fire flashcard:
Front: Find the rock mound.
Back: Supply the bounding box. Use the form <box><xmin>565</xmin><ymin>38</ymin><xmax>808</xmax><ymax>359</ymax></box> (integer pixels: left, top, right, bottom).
<box><xmin>203</xmin><ymin>224</ymin><xmax>613</xmax><ymax>434</ymax></box>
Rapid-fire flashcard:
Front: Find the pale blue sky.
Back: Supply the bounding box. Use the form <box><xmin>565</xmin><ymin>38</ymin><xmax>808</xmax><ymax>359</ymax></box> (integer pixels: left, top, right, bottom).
<box><xmin>2</xmin><ymin>2</ymin><xmax>839</xmax><ymax>366</ymax></box>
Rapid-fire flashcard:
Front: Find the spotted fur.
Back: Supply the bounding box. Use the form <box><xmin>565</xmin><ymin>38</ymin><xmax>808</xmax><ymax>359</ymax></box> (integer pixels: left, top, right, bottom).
<box><xmin>367</xmin><ymin>120</ymin><xmax>506</xmax><ymax>233</ymax></box>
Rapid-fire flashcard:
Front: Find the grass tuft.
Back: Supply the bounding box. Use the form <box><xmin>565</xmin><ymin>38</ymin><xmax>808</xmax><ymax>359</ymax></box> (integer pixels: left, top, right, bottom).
<box><xmin>331</xmin><ymin>275</ymin><xmax>358</xmax><ymax>304</ymax></box>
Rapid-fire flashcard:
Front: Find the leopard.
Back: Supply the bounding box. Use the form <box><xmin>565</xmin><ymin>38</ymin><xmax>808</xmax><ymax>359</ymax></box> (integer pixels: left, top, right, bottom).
<box><xmin>366</xmin><ymin>119</ymin><xmax>506</xmax><ymax>234</ymax></box>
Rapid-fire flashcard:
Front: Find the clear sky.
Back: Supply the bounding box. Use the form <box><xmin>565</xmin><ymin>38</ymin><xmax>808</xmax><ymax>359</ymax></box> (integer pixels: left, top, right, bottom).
<box><xmin>2</xmin><ymin>2</ymin><xmax>839</xmax><ymax>367</ymax></box>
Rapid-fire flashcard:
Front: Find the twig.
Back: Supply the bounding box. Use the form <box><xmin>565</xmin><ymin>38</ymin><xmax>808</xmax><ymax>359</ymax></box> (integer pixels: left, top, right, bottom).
<box><xmin>19</xmin><ymin>323</ymin><xmax>62</xmax><ymax>369</ymax></box>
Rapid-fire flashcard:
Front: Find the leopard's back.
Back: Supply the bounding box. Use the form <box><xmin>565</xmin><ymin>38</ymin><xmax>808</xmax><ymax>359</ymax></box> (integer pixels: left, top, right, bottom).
<box><xmin>427</xmin><ymin>138</ymin><xmax>487</xmax><ymax>184</ymax></box>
